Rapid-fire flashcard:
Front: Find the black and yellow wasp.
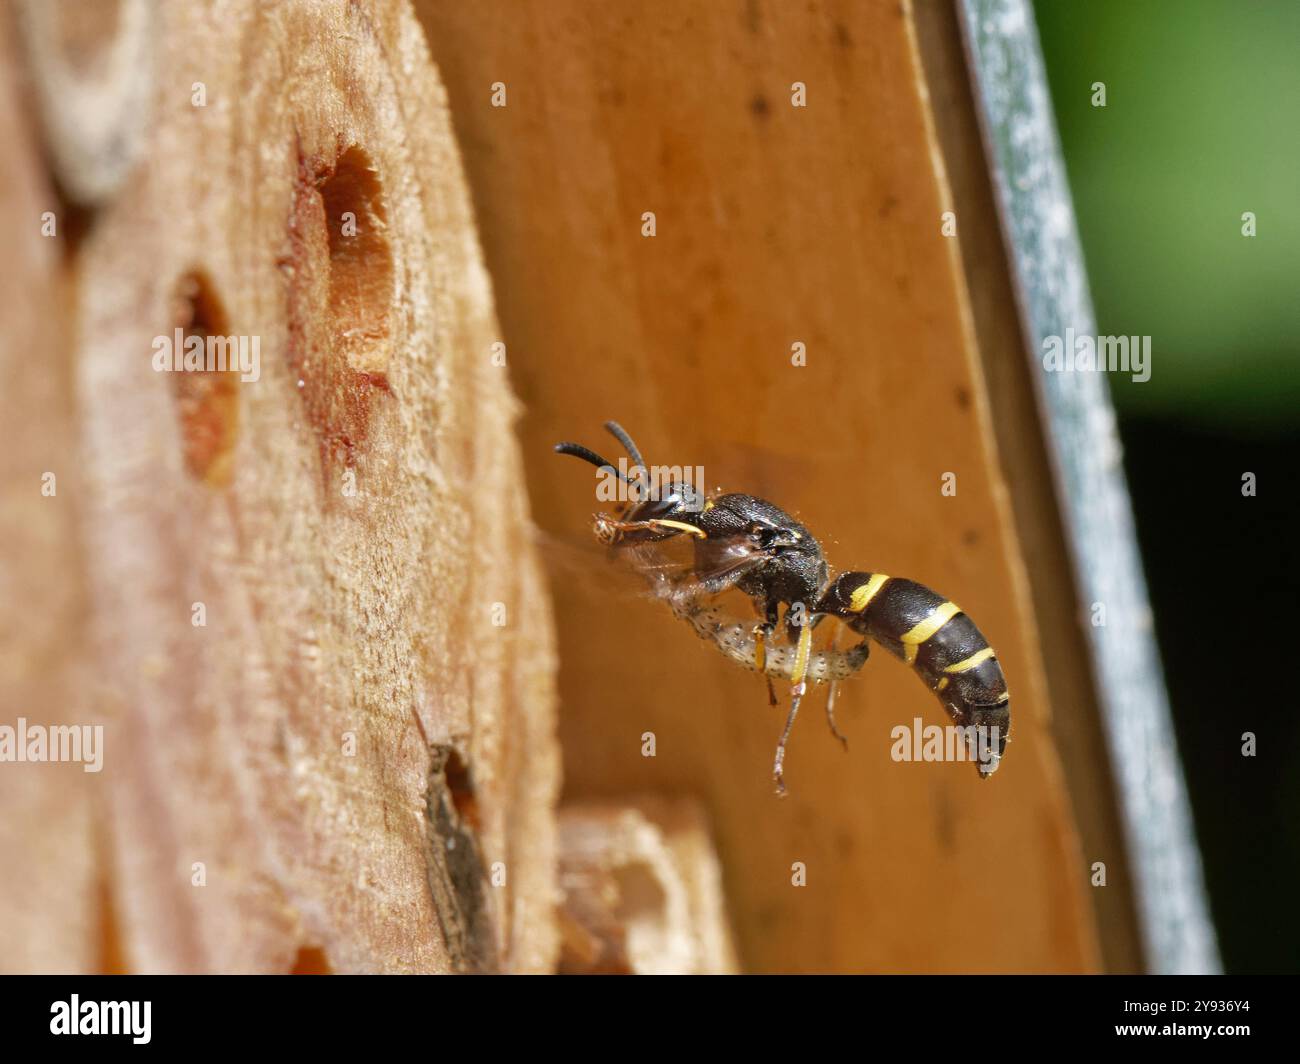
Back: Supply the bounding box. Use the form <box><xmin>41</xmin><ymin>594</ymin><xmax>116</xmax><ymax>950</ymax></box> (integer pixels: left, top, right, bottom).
<box><xmin>555</xmin><ymin>421</ymin><xmax>1011</xmax><ymax>794</ymax></box>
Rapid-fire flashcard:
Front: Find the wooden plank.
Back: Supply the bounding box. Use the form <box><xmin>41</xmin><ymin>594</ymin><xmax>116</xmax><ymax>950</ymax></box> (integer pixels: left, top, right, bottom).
<box><xmin>418</xmin><ymin>0</ymin><xmax>1101</xmax><ymax>972</ymax></box>
<box><xmin>910</xmin><ymin>0</ymin><xmax>1145</xmax><ymax>973</ymax></box>
<box><xmin>558</xmin><ymin>798</ymin><xmax>739</xmax><ymax>974</ymax></box>
<box><xmin>0</xmin><ymin>9</ymin><xmax>99</xmax><ymax>975</ymax></box>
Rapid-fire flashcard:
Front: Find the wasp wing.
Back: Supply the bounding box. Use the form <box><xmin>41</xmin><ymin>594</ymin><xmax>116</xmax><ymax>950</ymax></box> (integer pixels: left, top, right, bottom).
<box><xmin>539</xmin><ymin>524</ymin><xmax>868</xmax><ymax>682</ymax></box>
<box><xmin>532</xmin><ymin>525</ymin><xmax>764</xmax><ymax>611</ymax></box>
<box><xmin>611</xmin><ymin>530</ymin><xmax>771</xmax><ymax>601</ymax></box>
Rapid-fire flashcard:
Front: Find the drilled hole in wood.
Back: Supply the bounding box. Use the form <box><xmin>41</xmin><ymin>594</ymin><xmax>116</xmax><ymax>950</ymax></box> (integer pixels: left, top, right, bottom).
<box><xmin>443</xmin><ymin>748</ymin><xmax>480</xmax><ymax>834</ymax></box>
<box><xmin>168</xmin><ymin>271</ymin><xmax>238</xmax><ymax>487</ymax></box>
<box><xmin>425</xmin><ymin>745</ymin><xmax>498</xmax><ymax>972</ymax></box>
<box><xmin>289</xmin><ymin>945</ymin><xmax>332</xmax><ymax>974</ymax></box>
<box><xmin>322</xmin><ymin>146</ymin><xmax>393</xmax><ymax>377</ymax></box>
<box><xmin>284</xmin><ymin>143</ymin><xmax>394</xmax><ymax>480</ymax></box>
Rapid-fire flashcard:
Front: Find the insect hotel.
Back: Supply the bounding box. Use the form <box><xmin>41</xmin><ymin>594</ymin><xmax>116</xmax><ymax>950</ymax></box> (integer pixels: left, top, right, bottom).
<box><xmin>0</xmin><ymin>0</ymin><xmax>1213</xmax><ymax>976</ymax></box>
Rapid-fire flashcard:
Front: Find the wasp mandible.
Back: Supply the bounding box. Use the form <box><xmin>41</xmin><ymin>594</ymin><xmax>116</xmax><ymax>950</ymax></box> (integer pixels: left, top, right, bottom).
<box><xmin>555</xmin><ymin>421</ymin><xmax>1011</xmax><ymax>794</ymax></box>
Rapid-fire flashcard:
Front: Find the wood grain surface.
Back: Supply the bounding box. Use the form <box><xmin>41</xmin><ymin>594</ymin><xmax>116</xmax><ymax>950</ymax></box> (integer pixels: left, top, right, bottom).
<box><xmin>3</xmin><ymin>0</ymin><xmax>559</xmax><ymax>974</ymax></box>
<box><xmin>418</xmin><ymin>0</ymin><xmax>1102</xmax><ymax>972</ymax></box>
<box><xmin>0</xmin><ymin>0</ymin><xmax>1130</xmax><ymax>974</ymax></box>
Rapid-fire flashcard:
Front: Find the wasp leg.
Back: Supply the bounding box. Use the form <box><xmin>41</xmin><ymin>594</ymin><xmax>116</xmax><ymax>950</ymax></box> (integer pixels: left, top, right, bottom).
<box><xmin>825</xmin><ymin>682</ymin><xmax>848</xmax><ymax>751</ymax></box>
<box><xmin>772</xmin><ymin>620</ymin><xmax>815</xmax><ymax>796</ymax></box>
<box><xmin>752</xmin><ymin>623</ymin><xmax>779</xmax><ymax>705</ymax></box>
<box><xmin>822</xmin><ymin>624</ymin><xmax>849</xmax><ymax>751</ymax></box>
<box><xmin>771</xmin><ymin>690</ymin><xmax>803</xmax><ymax>797</ymax></box>
<box><xmin>753</xmin><ymin>599</ymin><xmax>781</xmax><ymax>705</ymax></box>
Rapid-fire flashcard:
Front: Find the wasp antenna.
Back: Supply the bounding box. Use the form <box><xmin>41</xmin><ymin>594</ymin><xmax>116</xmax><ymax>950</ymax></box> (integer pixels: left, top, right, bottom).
<box><xmin>603</xmin><ymin>421</ymin><xmax>646</xmax><ymax>472</ymax></box>
<box><xmin>553</xmin><ymin>441</ymin><xmax>632</xmax><ymax>484</ymax></box>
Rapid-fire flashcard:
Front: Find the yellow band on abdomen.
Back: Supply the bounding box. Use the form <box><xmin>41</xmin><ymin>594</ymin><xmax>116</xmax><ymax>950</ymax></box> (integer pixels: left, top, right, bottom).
<box><xmin>901</xmin><ymin>601</ymin><xmax>961</xmax><ymax>663</ymax></box>
<box><xmin>943</xmin><ymin>646</ymin><xmax>995</xmax><ymax>674</ymax></box>
<box><xmin>848</xmin><ymin>573</ymin><xmax>890</xmax><ymax>613</ymax></box>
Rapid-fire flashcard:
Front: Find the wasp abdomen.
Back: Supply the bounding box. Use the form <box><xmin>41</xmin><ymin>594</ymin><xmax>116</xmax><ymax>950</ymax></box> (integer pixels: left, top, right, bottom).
<box><xmin>823</xmin><ymin>572</ymin><xmax>1010</xmax><ymax>775</ymax></box>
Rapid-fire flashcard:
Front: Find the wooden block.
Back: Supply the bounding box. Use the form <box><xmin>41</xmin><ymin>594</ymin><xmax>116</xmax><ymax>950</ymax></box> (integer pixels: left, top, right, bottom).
<box><xmin>13</xmin><ymin>0</ymin><xmax>157</xmax><ymax>204</ymax></box>
<box><xmin>559</xmin><ymin>798</ymin><xmax>738</xmax><ymax>975</ymax></box>
<box><xmin>55</xmin><ymin>0</ymin><xmax>558</xmax><ymax>973</ymax></box>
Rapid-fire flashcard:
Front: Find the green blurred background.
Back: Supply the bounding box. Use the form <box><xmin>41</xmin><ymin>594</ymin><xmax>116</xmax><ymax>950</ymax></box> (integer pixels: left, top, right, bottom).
<box><xmin>1034</xmin><ymin>0</ymin><xmax>1299</xmax><ymax>972</ymax></box>
<box><xmin>1036</xmin><ymin>0</ymin><xmax>1300</xmax><ymax>429</ymax></box>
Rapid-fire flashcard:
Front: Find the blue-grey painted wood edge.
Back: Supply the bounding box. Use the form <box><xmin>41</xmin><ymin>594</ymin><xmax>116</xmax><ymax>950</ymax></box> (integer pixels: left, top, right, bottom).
<box><xmin>955</xmin><ymin>0</ymin><xmax>1220</xmax><ymax>973</ymax></box>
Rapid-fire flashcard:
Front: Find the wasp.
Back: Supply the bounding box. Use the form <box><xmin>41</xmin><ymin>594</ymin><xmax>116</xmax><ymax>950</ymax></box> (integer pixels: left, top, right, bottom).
<box><xmin>555</xmin><ymin>421</ymin><xmax>1011</xmax><ymax>793</ymax></box>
